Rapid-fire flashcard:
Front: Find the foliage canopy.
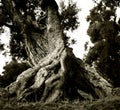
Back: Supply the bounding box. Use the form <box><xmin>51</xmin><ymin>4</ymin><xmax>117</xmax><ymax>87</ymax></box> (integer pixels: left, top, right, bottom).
<box><xmin>86</xmin><ymin>0</ymin><xmax>120</xmax><ymax>86</ymax></box>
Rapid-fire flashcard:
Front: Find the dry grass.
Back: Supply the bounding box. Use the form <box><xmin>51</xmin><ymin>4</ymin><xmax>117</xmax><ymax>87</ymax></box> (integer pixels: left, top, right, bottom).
<box><xmin>85</xmin><ymin>96</ymin><xmax>120</xmax><ymax>110</ymax></box>
<box><xmin>0</xmin><ymin>88</ymin><xmax>120</xmax><ymax>110</ymax></box>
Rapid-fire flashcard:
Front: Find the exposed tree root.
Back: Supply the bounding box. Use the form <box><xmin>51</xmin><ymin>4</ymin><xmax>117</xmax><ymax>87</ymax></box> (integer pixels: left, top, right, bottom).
<box><xmin>6</xmin><ymin>46</ymin><xmax>112</xmax><ymax>103</ymax></box>
<box><xmin>3</xmin><ymin>0</ymin><xmax>113</xmax><ymax>104</ymax></box>
<box><xmin>6</xmin><ymin>46</ymin><xmax>66</xmax><ymax>102</ymax></box>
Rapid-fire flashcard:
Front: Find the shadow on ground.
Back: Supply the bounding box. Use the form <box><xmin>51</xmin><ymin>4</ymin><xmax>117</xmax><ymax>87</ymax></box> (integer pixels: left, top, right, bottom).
<box><xmin>0</xmin><ymin>88</ymin><xmax>120</xmax><ymax>110</ymax></box>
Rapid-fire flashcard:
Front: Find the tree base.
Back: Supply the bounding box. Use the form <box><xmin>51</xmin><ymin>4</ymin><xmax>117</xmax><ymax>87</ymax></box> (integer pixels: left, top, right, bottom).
<box><xmin>6</xmin><ymin>47</ymin><xmax>112</xmax><ymax>103</ymax></box>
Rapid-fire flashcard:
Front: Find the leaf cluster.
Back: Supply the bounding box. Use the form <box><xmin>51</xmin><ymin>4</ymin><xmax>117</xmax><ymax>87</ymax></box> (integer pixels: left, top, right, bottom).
<box><xmin>59</xmin><ymin>0</ymin><xmax>80</xmax><ymax>31</ymax></box>
<box><xmin>0</xmin><ymin>60</ymin><xmax>30</xmax><ymax>87</ymax></box>
<box><xmin>9</xmin><ymin>32</ymin><xmax>27</xmax><ymax>60</ymax></box>
<box><xmin>86</xmin><ymin>0</ymin><xmax>120</xmax><ymax>86</ymax></box>
<box><xmin>102</xmin><ymin>0</ymin><xmax>120</xmax><ymax>7</ymax></box>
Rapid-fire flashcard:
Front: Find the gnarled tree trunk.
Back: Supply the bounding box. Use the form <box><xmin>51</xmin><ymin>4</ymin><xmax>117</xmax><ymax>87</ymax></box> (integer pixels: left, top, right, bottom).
<box><xmin>4</xmin><ymin>0</ymin><xmax>112</xmax><ymax>103</ymax></box>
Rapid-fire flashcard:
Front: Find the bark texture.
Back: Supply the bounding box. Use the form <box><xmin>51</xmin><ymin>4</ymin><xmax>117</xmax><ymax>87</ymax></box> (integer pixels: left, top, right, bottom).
<box><xmin>4</xmin><ymin>0</ymin><xmax>112</xmax><ymax>103</ymax></box>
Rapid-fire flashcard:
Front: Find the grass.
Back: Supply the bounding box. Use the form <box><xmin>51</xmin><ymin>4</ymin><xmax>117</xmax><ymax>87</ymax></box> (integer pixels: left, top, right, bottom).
<box><xmin>0</xmin><ymin>88</ymin><xmax>120</xmax><ymax>110</ymax></box>
<box><xmin>0</xmin><ymin>97</ymin><xmax>85</xmax><ymax>110</ymax></box>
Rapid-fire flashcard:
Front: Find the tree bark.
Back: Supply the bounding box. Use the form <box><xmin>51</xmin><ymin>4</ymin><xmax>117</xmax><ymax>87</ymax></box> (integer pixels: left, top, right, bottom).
<box><xmin>4</xmin><ymin>0</ymin><xmax>112</xmax><ymax>103</ymax></box>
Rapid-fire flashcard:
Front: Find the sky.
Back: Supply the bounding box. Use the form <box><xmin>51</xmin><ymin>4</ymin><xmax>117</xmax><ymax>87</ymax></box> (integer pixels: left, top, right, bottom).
<box><xmin>56</xmin><ymin>0</ymin><xmax>94</xmax><ymax>58</ymax></box>
<box><xmin>0</xmin><ymin>27</ymin><xmax>11</xmax><ymax>74</ymax></box>
<box><xmin>0</xmin><ymin>0</ymin><xmax>94</xmax><ymax>74</ymax></box>
<box><xmin>63</xmin><ymin>0</ymin><xmax>94</xmax><ymax>58</ymax></box>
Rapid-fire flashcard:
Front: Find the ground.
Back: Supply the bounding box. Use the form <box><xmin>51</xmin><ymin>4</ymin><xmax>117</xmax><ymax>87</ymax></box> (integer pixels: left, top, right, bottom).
<box><xmin>0</xmin><ymin>88</ymin><xmax>120</xmax><ymax>110</ymax></box>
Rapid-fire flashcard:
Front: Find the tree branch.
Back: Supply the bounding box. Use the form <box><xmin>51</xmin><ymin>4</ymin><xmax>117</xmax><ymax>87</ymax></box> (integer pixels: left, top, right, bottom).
<box><xmin>2</xmin><ymin>0</ymin><xmax>27</xmax><ymax>37</ymax></box>
<box><xmin>2</xmin><ymin>0</ymin><xmax>23</xmax><ymax>24</ymax></box>
<box><xmin>2</xmin><ymin>0</ymin><xmax>46</xmax><ymax>35</ymax></box>
<box><xmin>26</xmin><ymin>15</ymin><xmax>47</xmax><ymax>33</ymax></box>
<box><xmin>4</xmin><ymin>23</ymin><xmax>13</xmax><ymax>28</ymax></box>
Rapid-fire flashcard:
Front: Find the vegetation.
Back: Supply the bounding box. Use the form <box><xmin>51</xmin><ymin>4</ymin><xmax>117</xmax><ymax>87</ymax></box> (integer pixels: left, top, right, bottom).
<box><xmin>0</xmin><ymin>0</ymin><xmax>120</xmax><ymax>109</ymax></box>
<box><xmin>0</xmin><ymin>88</ymin><xmax>120</xmax><ymax>110</ymax></box>
<box><xmin>0</xmin><ymin>0</ymin><xmax>79</xmax><ymax>59</ymax></box>
<box><xmin>0</xmin><ymin>0</ymin><xmax>112</xmax><ymax>103</ymax></box>
<box><xmin>0</xmin><ymin>59</ymin><xmax>30</xmax><ymax>87</ymax></box>
<box><xmin>86</xmin><ymin>0</ymin><xmax>120</xmax><ymax>87</ymax></box>
<box><xmin>0</xmin><ymin>0</ymin><xmax>79</xmax><ymax>92</ymax></box>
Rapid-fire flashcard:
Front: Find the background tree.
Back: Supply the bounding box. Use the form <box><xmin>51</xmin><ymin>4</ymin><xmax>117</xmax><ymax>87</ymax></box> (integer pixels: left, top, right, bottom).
<box><xmin>0</xmin><ymin>0</ymin><xmax>112</xmax><ymax>103</ymax></box>
<box><xmin>0</xmin><ymin>58</ymin><xmax>30</xmax><ymax>87</ymax></box>
<box><xmin>86</xmin><ymin>0</ymin><xmax>120</xmax><ymax>86</ymax></box>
